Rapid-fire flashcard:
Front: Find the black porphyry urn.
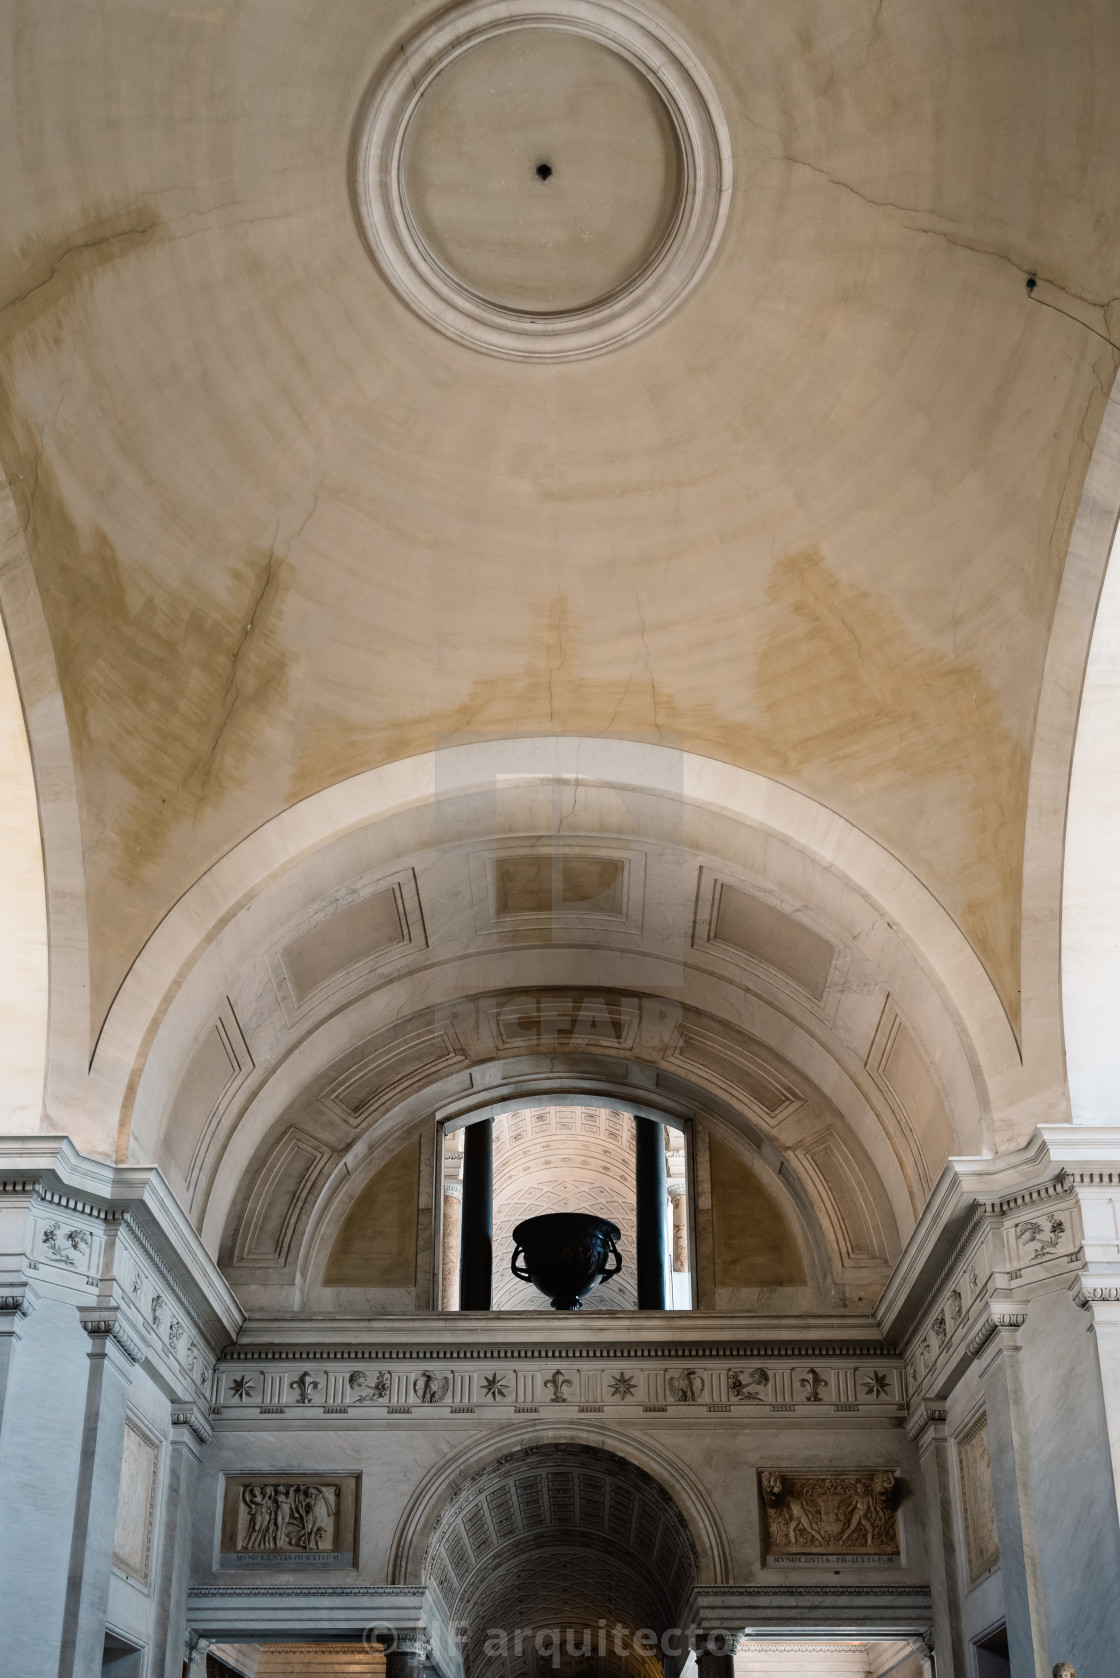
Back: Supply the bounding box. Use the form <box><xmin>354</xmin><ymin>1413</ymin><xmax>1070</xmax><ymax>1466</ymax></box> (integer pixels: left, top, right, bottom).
<box><xmin>510</xmin><ymin>1212</ymin><xmax>623</xmax><ymax>1310</ymax></box>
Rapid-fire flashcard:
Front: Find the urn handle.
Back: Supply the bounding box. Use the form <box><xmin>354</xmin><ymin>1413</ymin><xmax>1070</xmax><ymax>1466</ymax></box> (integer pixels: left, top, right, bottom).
<box><xmin>601</xmin><ymin>1235</ymin><xmax>622</xmax><ymax>1280</ymax></box>
<box><xmin>511</xmin><ymin>1244</ymin><xmax>532</xmax><ymax>1281</ymax></box>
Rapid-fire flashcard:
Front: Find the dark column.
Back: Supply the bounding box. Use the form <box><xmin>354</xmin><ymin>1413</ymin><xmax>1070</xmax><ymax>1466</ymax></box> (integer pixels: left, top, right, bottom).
<box><xmin>384</xmin><ymin>1639</ymin><xmax>429</xmax><ymax>1678</ymax></box>
<box><xmin>635</xmin><ymin>1116</ymin><xmax>669</xmax><ymax>1309</ymax></box>
<box><xmin>695</xmin><ymin>1631</ymin><xmax>738</xmax><ymax>1678</ymax></box>
<box><xmin>459</xmin><ymin>1118</ymin><xmax>493</xmax><ymax>1310</ymax></box>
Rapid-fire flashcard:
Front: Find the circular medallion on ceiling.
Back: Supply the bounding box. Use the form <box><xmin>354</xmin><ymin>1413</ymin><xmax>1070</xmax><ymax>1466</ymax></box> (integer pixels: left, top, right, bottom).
<box><xmin>352</xmin><ymin>0</ymin><xmax>731</xmax><ymax>362</ymax></box>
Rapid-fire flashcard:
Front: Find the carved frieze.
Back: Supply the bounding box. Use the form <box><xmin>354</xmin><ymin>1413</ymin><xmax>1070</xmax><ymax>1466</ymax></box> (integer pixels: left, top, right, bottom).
<box><xmin>213</xmin><ymin>1350</ymin><xmax>905</xmax><ymax>1420</ymax></box>
<box><xmin>1014</xmin><ymin>1211</ymin><xmax>1065</xmax><ymax>1262</ymax></box>
<box><xmin>220</xmin><ymin>1475</ymin><xmax>359</xmax><ymax>1567</ymax></box>
<box><xmin>348</xmin><ymin>1370</ymin><xmax>389</xmax><ymax>1403</ymax></box>
<box><xmin>729</xmin><ymin>1367</ymin><xmax>769</xmax><ymax>1402</ymax></box>
<box><xmin>759</xmin><ymin>1469</ymin><xmax>901</xmax><ymax>1562</ymax></box>
<box><xmin>667</xmin><ymin>1369</ymin><xmax>704</xmax><ymax>1403</ymax></box>
<box><xmin>414</xmin><ymin>1372</ymin><xmax>450</xmax><ymax>1404</ymax></box>
<box><xmin>39</xmin><ymin>1220</ymin><xmax>92</xmax><ymax>1268</ymax></box>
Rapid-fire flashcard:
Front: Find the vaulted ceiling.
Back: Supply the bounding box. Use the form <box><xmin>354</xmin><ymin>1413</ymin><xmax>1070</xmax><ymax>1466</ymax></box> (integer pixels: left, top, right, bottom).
<box><xmin>3</xmin><ymin>0</ymin><xmax>1119</xmax><ymax>1051</ymax></box>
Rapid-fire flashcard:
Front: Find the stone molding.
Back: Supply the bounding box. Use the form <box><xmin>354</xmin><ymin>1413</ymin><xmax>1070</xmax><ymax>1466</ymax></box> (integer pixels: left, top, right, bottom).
<box><xmin>0</xmin><ymin>1136</ymin><xmax>241</xmax><ymax>1330</ymax></box>
<box><xmin>185</xmin><ymin>1580</ymin><xmax>933</xmax><ymax>1644</ymax></box>
<box><xmin>692</xmin><ymin>1583</ymin><xmax>934</xmax><ymax>1633</ymax></box>
<box><xmin>0</xmin><ymin>1138</ymin><xmax>239</xmax><ymax>1406</ymax></box>
<box><xmin>185</xmin><ymin>1583</ymin><xmax>447</xmax><ymax>1652</ymax></box>
<box><xmin>0</xmin><ymin>1285</ymin><xmax>35</xmax><ymax>1319</ymax></box>
<box><xmin>877</xmin><ymin>1127</ymin><xmax>1120</xmax><ymax>1406</ymax></box>
<box><xmin>226</xmin><ymin>1331</ymin><xmax>890</xmax><ymax>1361</ymax></box>
<box><xmin>212</xmin><ymin>1348</ymin><xmax>905</xmax><ymax>1420</ymax></box>
<box><xmin>351</xmin><ymin>0</ymin><xmax>731</xmax><ymax>363</ymax></box>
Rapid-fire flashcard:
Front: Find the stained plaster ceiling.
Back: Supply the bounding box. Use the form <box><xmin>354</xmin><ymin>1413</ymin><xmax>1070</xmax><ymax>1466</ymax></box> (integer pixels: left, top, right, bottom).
<box><xmin>2</xmin><ymin>0</ymin><xmax>1119</xmax><ymax>1045</ymax></box>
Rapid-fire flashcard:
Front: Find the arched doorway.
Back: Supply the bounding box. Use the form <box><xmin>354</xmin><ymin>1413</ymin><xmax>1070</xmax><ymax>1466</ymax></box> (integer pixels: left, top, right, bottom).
<box><xmin>424</xmin><ymin>1442</ymin><xmax>698</xmax><ymax>1678</ymax></box>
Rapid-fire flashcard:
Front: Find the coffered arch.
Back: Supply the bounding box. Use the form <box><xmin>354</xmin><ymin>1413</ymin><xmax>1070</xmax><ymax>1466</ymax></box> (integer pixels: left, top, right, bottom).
<box><xmin>105</xmin><ymin>739</ymin><xmax>1018</xmax><ymax>1316</ymax></box>
<box><xmin>421</xmin><ymin>1442</ymin><xmax>698</xmax><ymax>1678</ymax></box>
<box><xmin>389</xmin><ymin>1421</ymin><xmax>731</xmax><ymax>1590</ymax></box>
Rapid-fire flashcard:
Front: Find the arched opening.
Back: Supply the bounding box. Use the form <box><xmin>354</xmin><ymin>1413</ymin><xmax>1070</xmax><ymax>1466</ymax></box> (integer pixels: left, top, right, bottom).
<box><xmin>439</xmin><ymin>1103</ymin><xmax>694</xmax><ymax>1312</ymax></box>
<box><xmin>424</xmin><ymin>1443</ymin><xmax>698</xmax><ymax>1678</ymax></box>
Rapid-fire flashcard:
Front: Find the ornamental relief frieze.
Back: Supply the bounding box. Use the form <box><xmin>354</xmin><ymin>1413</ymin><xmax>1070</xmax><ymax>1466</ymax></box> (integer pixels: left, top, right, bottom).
<box><xmin>219</xmin><ymin>1475</ymin><xmax>360</xmax><ymax>1567</ymax></box>
<box><xmin>20</xmin><ymin>1200</ymin><xmax>217</xmax><ymax>1398</ymax></box>
<box><xmin>212</xmin><ymin>1354</ymin><xmax>905</xmax><ymax>1419</ymax></box>
<box><xmin>759</xmin><ymin>1468</ymin><xmax>901</xmax><ymax>1563</ymax></box>
<box><xmin>903</xmin><ymin>1180</ymin><xmax>1084</xmax><ymax>1400</ymax></box>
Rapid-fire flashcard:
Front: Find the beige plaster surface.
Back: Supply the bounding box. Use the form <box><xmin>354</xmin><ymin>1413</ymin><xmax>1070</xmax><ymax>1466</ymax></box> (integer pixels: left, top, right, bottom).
<box><xmin>1</xmin><ymin>0</ymin><xmax>1118</xmax><ymax>1047</ymax></box>
<box><xmin>402</xmin><ymin>27</ymin><xmax>681</xmax><ymax>312</ymax></box>
<box><xmin>0</xmin><ymin>586</ymin><xmax>46</xmax><ymax>1128</ymax></box>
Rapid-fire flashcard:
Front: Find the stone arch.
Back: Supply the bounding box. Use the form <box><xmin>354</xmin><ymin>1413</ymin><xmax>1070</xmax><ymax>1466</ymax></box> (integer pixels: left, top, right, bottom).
<box><xmin>1027</xmin><ymin>366</ymin><xmax>1120</xmax><ymax>1132</ymax></box>
<box><xmin>421</xmin><ymin>1442</ymin><xmax>697</xmax><ymax>1678</ymax></box>
<box><xmin>116</xmin><ymin>739</ymin><xmax>1006</xmax><ymax>1288</ymax></box>
<box><xmin>1062</xmin><ymin>383</ymin><xmax>1120</xmax><ymax>1123</ymax></box>
<box><xmin>108</xmin><ymin>740</ymin><xmax>1017</xmax><ymax>1175</ymax></box>
<box><xmin>215</xmin><ymin>1006</ymin><xmax>893</xmax><ymax>1316</ymax></box>
<box><xmin>387</xmin><ymin>1421</ymin><xmax>732</xmax><ymax>1591</ymax></box>
<box><xmin>0</xmin><ymin>469</ymin><xmax>54</xmax><ymax>1135</ymax></box>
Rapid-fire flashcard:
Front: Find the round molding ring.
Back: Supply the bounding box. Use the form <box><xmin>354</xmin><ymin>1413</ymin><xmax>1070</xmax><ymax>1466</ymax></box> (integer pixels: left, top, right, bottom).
<box><xmin>351</xmin><ymin>0</ymin><xmax>732</xmax><ymax>362</ymax></box>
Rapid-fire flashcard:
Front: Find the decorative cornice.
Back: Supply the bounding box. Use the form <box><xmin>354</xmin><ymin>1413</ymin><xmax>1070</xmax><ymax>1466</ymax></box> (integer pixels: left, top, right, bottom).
<box><xmin>876</xmin><ymin>1132</ymin><xmax>1065</xmax><ymax>1340</ymax></box>
<box><xmin>188</xmin><ymin>1585</ymin><xmax>428</xmax><ymax>1598</ymax></box>
<box><xmin>223</xmin><ymin>1339</ymin><xmax>894</xmax><ymax>1364</ymax></box>
<box><xmin>31</xmin><ymin>1184</ymin><xmax>130</xmax><ymax>1224</ymax></box>
<box><xmin>0</xmin><ymin>1139</ymin><xmax>243</xmax><ymax>1346</ymax></box>
<box><xmin>122</xmin><ymin>1211</ymin><xmax>216</xmax><ymax>1354</ymax></box>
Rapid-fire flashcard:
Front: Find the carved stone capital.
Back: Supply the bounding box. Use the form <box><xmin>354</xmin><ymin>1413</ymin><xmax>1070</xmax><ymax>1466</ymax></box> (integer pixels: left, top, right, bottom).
<box><xmin>386</xmin><ymin>1634</ymin><xmax>432</xmax><ymax>1660</ymax></box>
<box><xmin>80</xmin><ymin>1309</ymin><xmax>146</xmax><ymax>1366</ymax></box>
<box><xmin>966</xmin><ymin>1303</ymin><xmax>1026</xmax><ymax>1361</ymax></box>
<box><xmin>0</xmin><ymin>1285</ymin><xmax>36</xmax><ymax>1338</ymax></box>
<box><xmin>1072</xmin><ymin>1275</ymin><xmax>1120</xmax><ymax>1309</ymax></box>
<box><xmin>172</xmin><ymin>1401</ymin><xmax>214</xmax><ymax>1448</ymax></box>
<box><xmin>906</xmin><ymin>1401</ymin><xmax>948</xmax><ymax>1443</ymax></box>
